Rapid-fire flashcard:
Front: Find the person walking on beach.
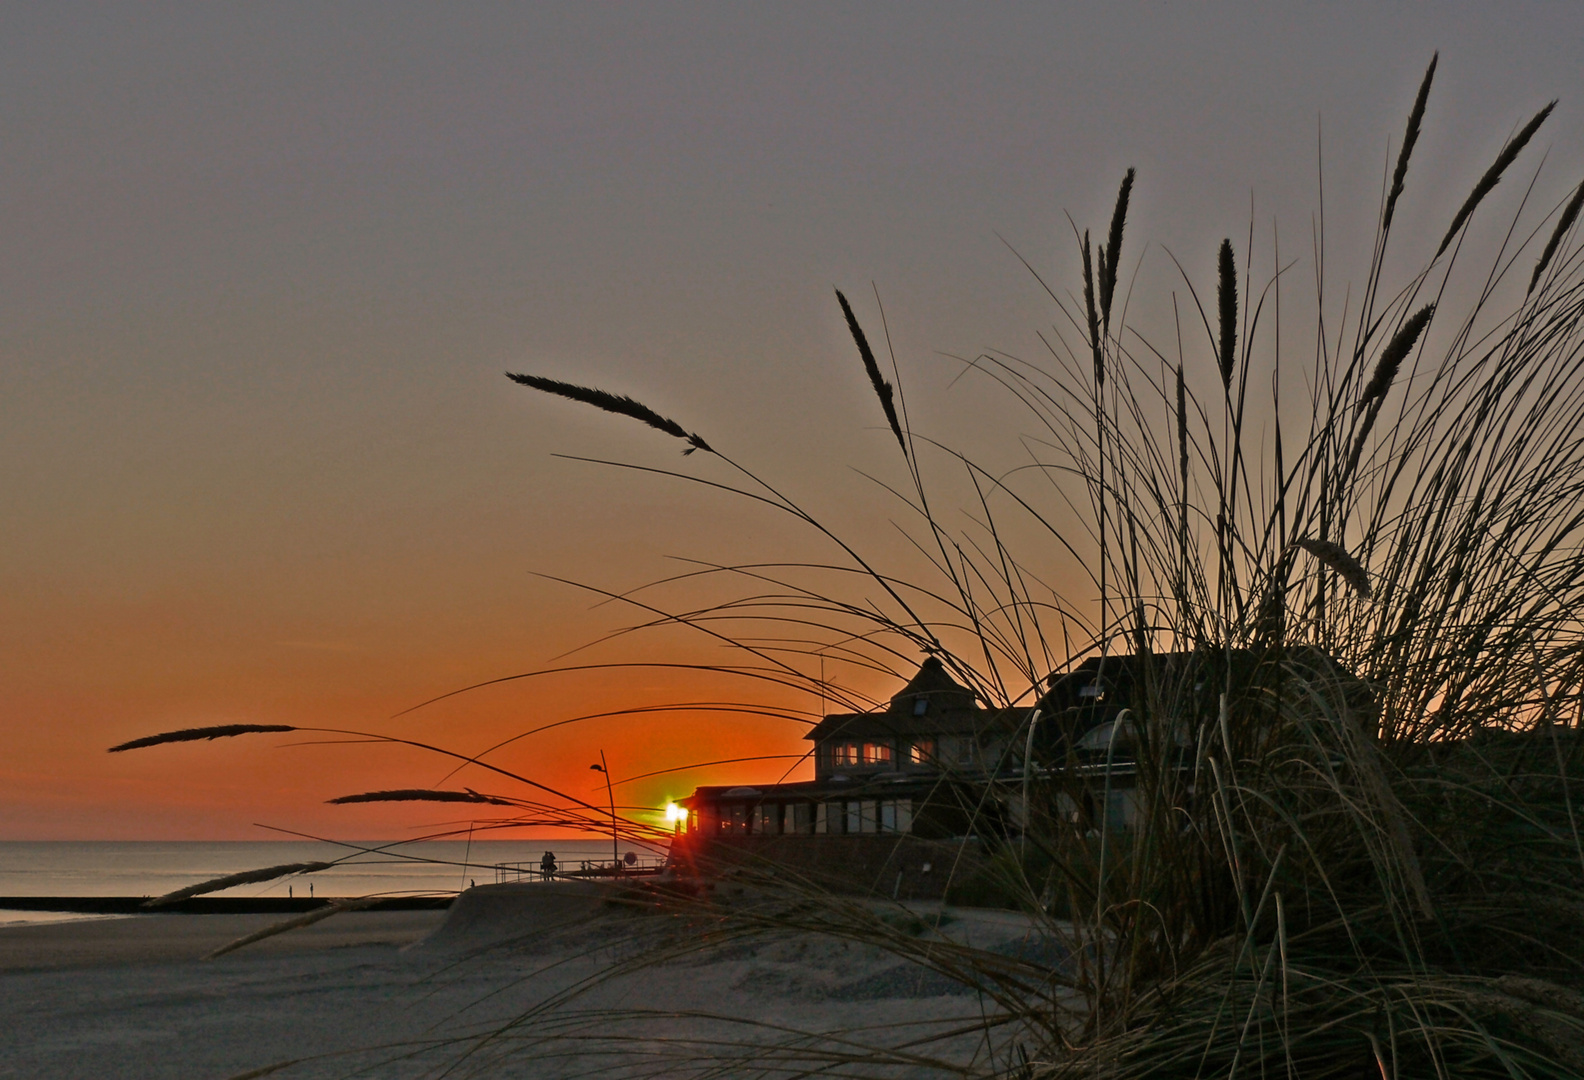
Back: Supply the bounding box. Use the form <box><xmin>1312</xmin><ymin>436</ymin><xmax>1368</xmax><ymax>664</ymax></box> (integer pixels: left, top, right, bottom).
<box><xmin>540</xmin><ymin>851</ymin><xmax>557</xmax><ymax>881</ymax></box>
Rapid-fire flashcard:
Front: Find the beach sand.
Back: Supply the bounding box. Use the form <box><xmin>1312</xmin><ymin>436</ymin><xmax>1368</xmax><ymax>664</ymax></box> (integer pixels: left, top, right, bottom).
<box><xmin>0</xmin><ymin>885</ymin><xmax>1046</xmax><ymax>1079</ymax></box>
<box><xmin>0</xmin><ymin>911</ymin><xmax>447</xmax><ymax>972</ymax></box>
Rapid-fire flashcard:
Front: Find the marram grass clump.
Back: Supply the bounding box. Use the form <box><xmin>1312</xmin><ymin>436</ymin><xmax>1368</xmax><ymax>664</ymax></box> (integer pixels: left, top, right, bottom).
<box><xmin>489</xmin><ymin>54</ymin><xmax>1584</xmax><ymax>1079</ymax></box>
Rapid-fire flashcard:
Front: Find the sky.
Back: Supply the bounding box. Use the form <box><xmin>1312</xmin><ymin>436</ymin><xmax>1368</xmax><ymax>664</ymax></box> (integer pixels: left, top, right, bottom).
<box><xmin>5</xmin><ymin>2</ymin><xmax>1583</xmax><ymax>840</ymax></box>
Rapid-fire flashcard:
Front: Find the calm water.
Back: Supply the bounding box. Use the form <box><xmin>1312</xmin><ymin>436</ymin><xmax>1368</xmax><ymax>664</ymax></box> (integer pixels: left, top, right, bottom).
<box><xmin>0</xmin><ymin>839</ymin><xmax>670</xmax><ymax>901</ymax></box>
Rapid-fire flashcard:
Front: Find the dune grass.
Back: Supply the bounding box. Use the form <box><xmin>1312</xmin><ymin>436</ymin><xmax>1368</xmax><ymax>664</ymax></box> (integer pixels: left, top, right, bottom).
<box><xmin>111</xmin><ymin>56</ymin><xmax>1584</xmax><ymax>1078</ymax></box>
<box><xmin>491</xmin><ymin>53</ymin><xmax>1584</xmax><ymax>1078</ymax></box>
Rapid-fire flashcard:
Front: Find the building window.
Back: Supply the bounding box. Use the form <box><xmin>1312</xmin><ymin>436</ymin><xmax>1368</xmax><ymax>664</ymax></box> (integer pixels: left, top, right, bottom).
<box><xmin>861</xmin><ymin>742</ymin><xmax>892</xmax><ymax>766</ymax></box>
<box><xmin>845</xmin><ymin>801</ymin><xmax>862</xmax><ymax>834</ymax></box>
<box><xmin>790</xmin><ymin>803</ymin><xmax>813</xmax><ymax>834</ymax></box>
<box><xmin>879</xmin><ymin>799</ymin><xmax>913</xmax><ymax>833</ymax></box>
<box><xmin>814</xmin><ymin>803</ymin><xmax>829</xmax><ymax>834</ymax></box>
<box><xmin>913</xmin><ymin>697</ymin><xmax>929</xmax><ymax>716</ymax></box>
<box><xmin>829</xmin><ymin>742</ymin><xmax>860</xmax><ymax>767</ymax></box>
<box><xmin>939</xmin><ymin>735</ymin><xmax>973</xmax><ymax>765</ymax></box>
<box><xmin>859</xmin><ymin>800</ymin><xmax>878</xmax><ymax>833</ymax></box>
<box><xmin>909</xmin><ymin>739</ymin><xmax>936</xmax><ymax>765</ymax></box>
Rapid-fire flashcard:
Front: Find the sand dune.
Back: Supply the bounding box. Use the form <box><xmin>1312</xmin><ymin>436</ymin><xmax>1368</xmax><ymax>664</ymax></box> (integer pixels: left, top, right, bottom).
<box><xmin>0</xmin><ymin>884</ymin><xmax>1043</xmax><ymax>1079</ymax></box>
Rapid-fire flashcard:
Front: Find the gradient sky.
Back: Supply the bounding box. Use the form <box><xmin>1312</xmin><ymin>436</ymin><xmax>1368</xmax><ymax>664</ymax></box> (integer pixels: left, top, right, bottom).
<box><xmin>5</xmin><ymin>3</ymin><xmax>1583</xmax><ymax>840</ymax></box>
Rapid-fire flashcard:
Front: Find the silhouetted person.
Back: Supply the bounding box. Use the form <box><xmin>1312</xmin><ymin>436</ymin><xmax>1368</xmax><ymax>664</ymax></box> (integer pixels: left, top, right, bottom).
<box><xmin>540</xmin><ymin>851</ymin><xmax>557</xmax><ymax>881</ymax></box>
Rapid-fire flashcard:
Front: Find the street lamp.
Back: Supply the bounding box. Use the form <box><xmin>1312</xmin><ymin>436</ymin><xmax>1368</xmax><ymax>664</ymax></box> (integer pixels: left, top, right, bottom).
<box><xmin>590</xmin><ymin>751</ymin><xmax>620</xmax><ymax>872</ymax></box>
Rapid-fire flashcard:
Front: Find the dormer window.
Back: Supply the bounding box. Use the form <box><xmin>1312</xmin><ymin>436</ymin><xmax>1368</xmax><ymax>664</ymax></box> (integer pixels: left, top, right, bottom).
<box><xmin>861</xmin><ymin>742</ymin><xmax>893</xmax><ymax>766</ymax></box>
<box><xmin>909</xmin><ymin>738</ymin><xmax>936</xmax><ymax>765</ymax></box>
<box><xmin>913</xmin><ymin>697</ymin><xmax>929</xmax><ymax>716</ymax></box>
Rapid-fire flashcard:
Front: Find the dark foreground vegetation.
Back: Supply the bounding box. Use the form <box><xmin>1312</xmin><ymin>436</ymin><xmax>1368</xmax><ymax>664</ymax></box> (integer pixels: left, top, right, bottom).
<box><xmin>114</xmin><ymin>58</ymin><xmax>1584</xmax><ymax>1078</ymax></box>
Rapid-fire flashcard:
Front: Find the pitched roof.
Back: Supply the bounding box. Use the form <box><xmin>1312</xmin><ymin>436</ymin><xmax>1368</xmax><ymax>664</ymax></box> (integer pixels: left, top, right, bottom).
<box><xmin>888</xmin><ymin>656</ymin><xmax>978</xmax><ymax>712</ymax></box>
<box><xmin>806</xmin><ymin>657</ymin><xmax>1011</xmax><ymax>742</ymax></box>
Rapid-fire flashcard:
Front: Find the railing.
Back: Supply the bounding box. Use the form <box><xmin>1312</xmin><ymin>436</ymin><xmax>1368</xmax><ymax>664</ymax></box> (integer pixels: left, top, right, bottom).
<box><xmin>493</xmin><ymin>855</ymin><xmax>667</xmax><ymax>884</ymax></box>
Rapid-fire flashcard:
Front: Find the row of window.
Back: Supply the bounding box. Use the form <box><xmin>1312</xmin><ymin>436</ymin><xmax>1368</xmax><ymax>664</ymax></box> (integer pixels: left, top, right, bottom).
<box><xmin>822</xmin><ymin>738</ymin><xmax>939</xmax><ymax>768</ymax></box>
<box><xmin>698</xmin><ymin>799</ymin><xmax>915</xmax><ymax>836</ymax></box>
<box><xmin>827</xmin><ymin>741</ymin><xmax>891</xmax><ymax>766</ymax></box>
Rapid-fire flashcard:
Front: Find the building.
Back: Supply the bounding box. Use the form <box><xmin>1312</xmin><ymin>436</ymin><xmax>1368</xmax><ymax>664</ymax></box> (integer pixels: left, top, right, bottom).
<box><xmin>679</xmin><ymin>656</ymin><xmax>1022</xmax><ymax>844</ymax></box>
<box><xmin>670</xmin><ymin>647</ymin><xmax>1369</xmax><ymax>897</ymax></box>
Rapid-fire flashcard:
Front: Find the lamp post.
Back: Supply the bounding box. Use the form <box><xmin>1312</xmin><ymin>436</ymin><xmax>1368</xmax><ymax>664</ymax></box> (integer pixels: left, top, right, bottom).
<box><xmin>590</xmin><ymin>752</ymin><xmax>620</xmax><ymax>873</ymax></box>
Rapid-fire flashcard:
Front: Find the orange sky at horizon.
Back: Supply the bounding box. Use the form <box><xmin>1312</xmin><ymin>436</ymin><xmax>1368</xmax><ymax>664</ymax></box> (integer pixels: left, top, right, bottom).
<box><xmin>5</xmin><ymin>624</ymin><xmax>836</xmax><ymax>842</ymax></box>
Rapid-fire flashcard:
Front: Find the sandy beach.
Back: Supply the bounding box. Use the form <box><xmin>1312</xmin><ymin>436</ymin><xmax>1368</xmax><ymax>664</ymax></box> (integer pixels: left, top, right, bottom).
<box><xmin>0</xmin><ymin>885</ymin><xmax>1044</xmax><ymax>1079</ymax></box>
<box><xmin>0</xmin><ymin>911</ymin><xmax>448</xmax><ymax>972</ymax></box>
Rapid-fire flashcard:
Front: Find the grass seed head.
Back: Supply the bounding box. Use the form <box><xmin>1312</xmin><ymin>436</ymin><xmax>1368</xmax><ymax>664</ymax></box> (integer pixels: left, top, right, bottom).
<box><xmin>1435</xmin><ymin>99</ymin><xmax>1557</xmax><ymax>258</ymax></box>
<box><xmin>505</xmin><ymin>372</ymin><xmax>712</xmax><ymax>454</ymax></box>
<box><xmin>142</xmin><ymin>862</ymin><xmax>335</xmax><ymax>908</ymax></box>
<box><xmin>1359</xmin><ymin>303</ymin><xmax>1436</xmax><ymax>411</ymax></box>
<box><xmin>834</xmin><ymin>288</ymin><xmax>908</xmax><ymax>457</ymax></box>
<box><xmin>1383</xmin><ymin>53</ymin><xmax>1437</xmax><ymax>237</ymax></box>
<box><xmin>108</xmin><ymin>724</ymin><xmax>296</xmax><ymax>753</ymax></box>
<box><xmin>1082</xmin><ymin>230</ymin><xmax>1102</xmax><ymax>387</ymax></box>
<box><xmin>1100</xmin><ymin>167</ymin><xmax>1135</xmax><ymax>331</ymax></box>
<box><xmin>1217</xmin><ymin>238</ymin><xmax>1238</xmax><ymax>390</ymax></box>
<box><xmin>327</xmin><ymin>788</ymin><xmax>517</xmax><ymax>806</ymax></box>
<box><xmin>1293</xmin><ymin>537</ymin><xmax>1373</xmax><ymax>599</ymax></box>
<box><xmin>1529</xmin><ymin>178</ymin><xmax>1584</xmax><ymax>295</ymax></box>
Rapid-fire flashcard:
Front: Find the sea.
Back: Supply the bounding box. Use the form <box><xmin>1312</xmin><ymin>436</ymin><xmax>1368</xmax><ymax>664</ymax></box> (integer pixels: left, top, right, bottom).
<box><xmin>0</xmin><ymin>839</ymin><xmax>668</xmax><ymax>925</ymax></box>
